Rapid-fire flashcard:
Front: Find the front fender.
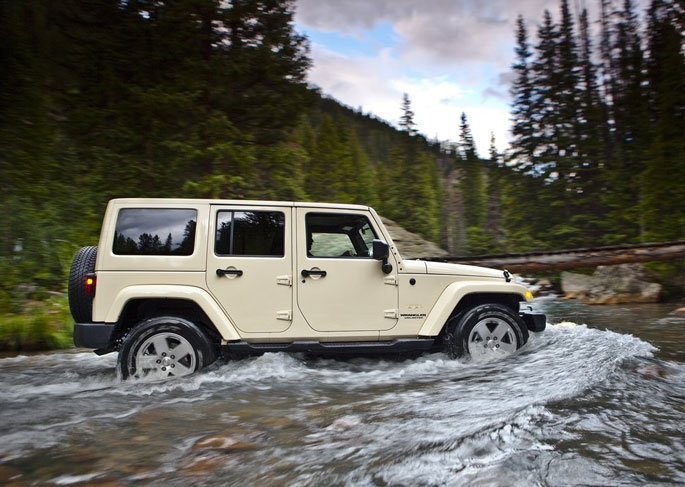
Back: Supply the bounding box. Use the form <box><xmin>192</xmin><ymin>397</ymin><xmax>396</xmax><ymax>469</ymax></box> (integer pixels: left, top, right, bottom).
<box><xmin>418</xmin><ymin>281</ymin><xmax>529</xmax><ymax>337</ymax></box>
<box><xmin>104</xmin><ymin>285</ymin><xmax>241</xmax><ymax>341</ymax></box>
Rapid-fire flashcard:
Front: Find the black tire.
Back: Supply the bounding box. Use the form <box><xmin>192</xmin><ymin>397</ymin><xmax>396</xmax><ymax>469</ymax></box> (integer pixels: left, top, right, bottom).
<box><xmin>444</xmin><ymin>303</ymin><xmax>528</xmax><ymax>359</ymax></box>
<box><xmin>68</xmin><ymin>246</ymin><xmax>98</xmax><ymax>322</ymax></box>
<box><xmin>117</xmin><ymin>316</ymin><xmax>218</xmax><ymax>380</ymax></box>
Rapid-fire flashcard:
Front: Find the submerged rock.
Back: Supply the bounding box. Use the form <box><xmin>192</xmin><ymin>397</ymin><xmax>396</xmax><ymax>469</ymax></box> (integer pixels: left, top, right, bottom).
<box><xmin>670</xmin><ymin>307</ymin><xmax>685</xmax><ymax>317</ymax></box>
<box><xmin>634</xmin><ymin>364</ymin><xmax>666</xmax><ymax>379</ymax></box>
<box><xmin>561</xmin><ymin>264</ymin><xmax>661</xmax><ymax>304</ymax></box>
<box><xmin>0</xmin><ymin>465</ymin><xmax>21</xmax><ymax>484</ymax></box>
<box><xmin>193</xmin><ymin>435</ymin><xmax>258</xmax><ymax>452</ymax></box>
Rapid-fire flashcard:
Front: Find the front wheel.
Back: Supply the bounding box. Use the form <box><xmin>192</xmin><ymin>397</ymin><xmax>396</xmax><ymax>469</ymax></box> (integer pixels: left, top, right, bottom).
<box><xmin>117</xmin><ymin>316</ymin><xmax>217</xmax><ymax>380</ymax></box>
<box><xmin>445</xmin><ymin>303</ymin><xmax>528</xmax><ymax>359</ymax></box>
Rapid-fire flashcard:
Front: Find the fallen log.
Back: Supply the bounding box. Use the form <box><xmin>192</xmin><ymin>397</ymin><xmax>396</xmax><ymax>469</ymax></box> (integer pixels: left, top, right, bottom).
<box><xmin>422</xmin><ymin>241</ymin><xmax>685</xmax><ymax>273</ymax></box>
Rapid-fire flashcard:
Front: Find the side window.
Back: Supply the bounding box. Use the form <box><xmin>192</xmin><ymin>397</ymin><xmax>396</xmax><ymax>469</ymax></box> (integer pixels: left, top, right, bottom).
<box><xmin>306</xmin><ymin>213</ymin><xmax>377</xmax><ymax>258</ymax></box>
<box><xmin>215</xmin><ymin>210</ymin><xmax>285</xmax><ymax>257</ymax></box>
<box><xmin>113</xmin><ymin>208</ymin><xmax>197</xmax><ymax>256</ymax></box>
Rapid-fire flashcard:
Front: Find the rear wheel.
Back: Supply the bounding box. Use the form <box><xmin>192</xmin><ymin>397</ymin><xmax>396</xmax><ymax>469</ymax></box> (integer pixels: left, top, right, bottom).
<box><xmin>445</xmin><ymin>303</ymin><xmax>528</xmax><ymax>359</ymax></box>
<box><xmin>117</xmin><ymin>316</ymin><xmax>217</xmax><ymax>380</ymax></box>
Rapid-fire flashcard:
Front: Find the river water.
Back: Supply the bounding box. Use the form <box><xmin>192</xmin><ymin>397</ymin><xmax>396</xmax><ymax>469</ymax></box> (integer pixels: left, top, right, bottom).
<box><xmin>0</xmin><ymin>298</ymin><xmax>683</xmax><ymax>486</ymax></box>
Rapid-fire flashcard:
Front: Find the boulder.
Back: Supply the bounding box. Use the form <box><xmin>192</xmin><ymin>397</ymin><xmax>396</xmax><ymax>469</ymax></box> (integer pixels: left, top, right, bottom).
<box><xmin>380</xmin><ymin>217</ymin><xmax>448</xmax><ymax>260</ymax></box>
<box><xmin>561</xmin><ymin>263</ymin><xmax>661</xmax><ymax>304</ymax></box>
<box><xmin>531</xmin><ymin>278</ymin><xmax>554</xmax><ymax>296</ymax></box>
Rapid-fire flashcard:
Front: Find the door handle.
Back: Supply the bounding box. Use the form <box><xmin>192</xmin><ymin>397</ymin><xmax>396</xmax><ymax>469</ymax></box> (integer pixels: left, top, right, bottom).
<box><xmin>301</xmin><ymin>269</ymin><xmax>327</xmax><ymax>278</ymax></box>
<box><xmin>216</xmin><ymin>268</ymin><xmax>244</xmax><ymax>277</ymax></box>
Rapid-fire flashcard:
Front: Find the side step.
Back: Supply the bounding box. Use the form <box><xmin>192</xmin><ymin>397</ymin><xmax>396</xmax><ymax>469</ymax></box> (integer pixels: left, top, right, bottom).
<box><xmin>222</xmin><ymin>339</ymin><xmax>435</xmax><ymax>355</ymax></box>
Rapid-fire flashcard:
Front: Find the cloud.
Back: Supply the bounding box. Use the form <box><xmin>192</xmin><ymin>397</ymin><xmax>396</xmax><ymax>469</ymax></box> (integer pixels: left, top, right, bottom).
<box><xmin>482</xmin><ymin>87</ymin><xmax>507</xmax><ymax>101</ymax></box>
<box><xmin>295</xmin><ymin>0</ymin><xmax>650</xmax><ymax>153</ymax></box>
<box><xmin>306</xmin><ymin>45</ymin><xmax>403</xmax><ymax>123</ymax></box>
<box><xmin>307</xmin><ymin>44</ymin><xmax>510</xmax><ymax>154</ymax></box>
<box><xmin>296</xmin><ymin>0</ymin><xmax>573</xmax><ymax>69</ymax></box>
<box><xmin>482</xmin><ymin>70</ymin><xmax>516</xmax><ymax>101</ymax></box>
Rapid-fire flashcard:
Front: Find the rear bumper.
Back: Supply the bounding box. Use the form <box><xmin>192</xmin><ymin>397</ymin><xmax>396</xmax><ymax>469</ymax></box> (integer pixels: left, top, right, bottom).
<box><xmin>519</xmin><ymin>304</ymin><xmax>546</xmax><ymax>332</ymax></box>
<box><xmin>74</xmin><ymin>322</ymin><xmax>115</xmax><ymax>349</ymax></box>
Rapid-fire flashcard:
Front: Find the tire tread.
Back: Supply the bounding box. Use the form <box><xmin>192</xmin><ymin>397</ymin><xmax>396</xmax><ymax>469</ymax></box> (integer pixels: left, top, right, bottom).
<box><xmin>68</xmin><ymin>246</ymin><xmax>98</xmax><ymax>322</ymax></box>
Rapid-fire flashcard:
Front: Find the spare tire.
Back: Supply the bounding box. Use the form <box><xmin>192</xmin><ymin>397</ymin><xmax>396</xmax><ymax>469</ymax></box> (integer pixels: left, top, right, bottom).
<box><xmin>68</xmin><ymin>246</ymin><xmax>97</xmax><ymax>322</ymax></box>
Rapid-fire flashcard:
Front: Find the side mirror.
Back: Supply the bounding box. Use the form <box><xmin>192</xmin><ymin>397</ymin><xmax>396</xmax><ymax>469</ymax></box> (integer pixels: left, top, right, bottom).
<box><xmin>372</xmin><ymin>239</ymin><xmax>393</xmax><ymax>274</ymax></box>
<box><xmin>372</xmin><ymin>239</ymin><xmax>389</xmax><ymax>260</ymax></box>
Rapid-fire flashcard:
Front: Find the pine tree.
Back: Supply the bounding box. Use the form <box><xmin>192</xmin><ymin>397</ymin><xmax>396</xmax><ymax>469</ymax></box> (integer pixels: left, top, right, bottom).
<box><xmin>256</xmin><ymin>142</ymin><xmax>309</xmax><ymax>201</ymax></box>
<box><xmin>409</xmin><ymin>153</ymin><xmax>440</xmax><ymax>242</ymax></box>
<box><xmin>531</xmin><ymin>10</ymin><xmax>559</xmax><ymax>176</ymax></box>
<box><xmin>574</xmin><ymin>8</ymin><xmax>609</xmax><ymax>243</ymax></box>
<box><xmin>340</xmin><ymin>125</ymin><xmax>379</xmax><ymax>206</ymax></box>
<box><xmin>485</xmin><ymin>133</ymin><xmax>504</xmax><ymax>250</ymax></box>
<box><xmin>615</xmin><ymin>0</ymin><xmax>646</xmax><ymax>154</ymax></box>
<box><xmin>458</xmin><ymin>113</ymin><xmax>488</xmax><ymax>253</ymax></box>
<box><xmin>458</xmin><ymin>112</ymin><xmax>477</xmax><ymax>160</ymax></box>
<box><xmin>555</xmin><ymin>0</ymin><xmax>581</xmax><ymax>186</ymax></box>
<box><xmin>641</xmin><ymin>0</ymin><xmax>685</xmax><ymax>240</ymax></box>
<box><xmin>307</xmin><ymin>115</ymin><xmax>345</xmax><ymax>201</ymax></box>
<box><xmin>510</xmin><ymin>15</ymin><xmax>535</xmax><ymax>170</ymax></box>
<box><xmin>399</xmin><ymin>93</ymin><xmax>418</xmax><ymax>136</ymax></box>
<box><xmin>599</xmin><ymin>0</ymin><xmax>647</xmax><ymax>242</ymax></box>
<box><xmin>219</xmin><ymin>0</ymin><xmax>311</xmax><ymax>142</ymax></box>
<box><xmin>379</xmin><ymin>146</ymin><xmax>409</xmax><ymax>222</ymax></box>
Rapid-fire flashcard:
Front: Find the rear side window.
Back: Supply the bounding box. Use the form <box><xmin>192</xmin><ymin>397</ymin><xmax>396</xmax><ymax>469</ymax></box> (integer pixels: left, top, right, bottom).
<box><xmin>215</xmin><ymin>210</ymin><xmax>285</xmax><ymax>257</ymax></box>
<box><xmin>113</xmin><ymin>209</ymin><xmax>197</xmax><ymax>256</ymax></box>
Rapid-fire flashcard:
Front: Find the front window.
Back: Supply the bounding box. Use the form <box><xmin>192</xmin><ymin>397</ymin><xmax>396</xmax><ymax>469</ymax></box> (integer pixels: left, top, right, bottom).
<box><xmin>306</xmin><ymin>213</ymin><xmax>377</xmax><ymax>258</ymax></box>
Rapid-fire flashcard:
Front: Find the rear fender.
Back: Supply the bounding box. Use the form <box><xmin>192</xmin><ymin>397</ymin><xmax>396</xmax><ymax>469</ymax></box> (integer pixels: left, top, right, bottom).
<box><xmin>418</xmin><ymin>281</ymin><xmax>528</xmax><ymax>337</ymax></box>
<box><xmin>104</xmin><ymin>285</ymin><xmax>240</xmax><ymax>341</ymax></box>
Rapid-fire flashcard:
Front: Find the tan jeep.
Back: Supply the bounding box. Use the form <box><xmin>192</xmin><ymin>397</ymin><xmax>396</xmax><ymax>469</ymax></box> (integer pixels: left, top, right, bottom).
<box><xmin>68</xmin><ymin>199</ymin><xmax>546</xmax><ymax>380</ymax></box>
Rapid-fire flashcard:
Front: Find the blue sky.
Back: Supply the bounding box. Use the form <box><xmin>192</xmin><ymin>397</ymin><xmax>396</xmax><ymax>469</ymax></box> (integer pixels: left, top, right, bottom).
<box><xmin>294</xmin><ymin>0</ymin><xmax>647</xmax><ymax>155</ymax></box>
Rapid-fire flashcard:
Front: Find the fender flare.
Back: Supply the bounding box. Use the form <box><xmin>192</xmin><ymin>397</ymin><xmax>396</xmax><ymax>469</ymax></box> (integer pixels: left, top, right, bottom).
<box><xmin>104</xmin><ymin>285</ymin><xmax>241</xmax><ymax>341</ymax></box>
<box><xmin>418</xmin><ymin>281</ymin><xmax>528</xmax><ymax>338</ymax></box>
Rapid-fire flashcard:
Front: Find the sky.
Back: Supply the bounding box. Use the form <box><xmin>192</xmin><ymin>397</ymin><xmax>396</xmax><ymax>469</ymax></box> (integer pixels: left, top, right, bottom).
<box><xmin>293</xmin><ymin>0</ymin><xmax>620</xmax><ymax>155</ymax></box>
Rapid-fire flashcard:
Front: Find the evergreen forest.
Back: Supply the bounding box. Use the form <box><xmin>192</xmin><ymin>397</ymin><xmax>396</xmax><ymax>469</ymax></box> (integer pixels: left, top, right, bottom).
<box><xmin>0</xmin><ymin>0</ymin><xmax>683</xmax><ymax>310</ymax></box>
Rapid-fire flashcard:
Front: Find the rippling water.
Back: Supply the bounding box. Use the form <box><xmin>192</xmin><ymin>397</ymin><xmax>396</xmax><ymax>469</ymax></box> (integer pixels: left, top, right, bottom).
<box><xmin>0</xmin><ymin>298</ymin><xmax>683</xmax><ymax>486</ymax></box>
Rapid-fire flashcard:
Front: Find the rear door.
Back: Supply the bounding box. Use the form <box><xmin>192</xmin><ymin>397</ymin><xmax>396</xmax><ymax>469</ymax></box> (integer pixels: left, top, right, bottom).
<box><xmin>206</xmin><ymin>205</ymin><xmax>293</xmax><ymax>334</ymax></box>
<box><xmin>296</xmin><ymin>208</ymin><xmax>399</xmax><ymax>332</ymax></box>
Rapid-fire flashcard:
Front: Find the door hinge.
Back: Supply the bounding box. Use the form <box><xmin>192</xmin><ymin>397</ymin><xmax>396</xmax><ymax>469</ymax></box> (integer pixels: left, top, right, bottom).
<box><xmin>384</xmin><ymin>309</ymin><xmax>399</xmax><ymax>319</ymax></box>
<box><xmin>276</xmin><ymin>310</ymin><xmax>292</xmax><ymax>321</ymax></box>
<box><xmin>276</xmin><ymin>275</ymin><xmax>292</xmax><ymax>286</ymax></box>
<box><xmin>383</xmin><ymin>275</ymin><xmax>398</xmax><ymax>286</ymax></box>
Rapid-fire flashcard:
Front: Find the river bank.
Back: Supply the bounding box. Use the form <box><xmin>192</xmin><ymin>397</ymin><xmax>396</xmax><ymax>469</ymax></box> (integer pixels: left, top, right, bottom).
<box><xmin>0</xmin><ymin>297</ymin><xmax>73</xmax><ymax>352</ymax></box>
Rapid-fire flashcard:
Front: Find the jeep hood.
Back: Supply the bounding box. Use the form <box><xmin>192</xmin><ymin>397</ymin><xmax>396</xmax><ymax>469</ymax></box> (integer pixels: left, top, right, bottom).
<box><xmin>423</xmin><ymin>261</ymin><xmax>505</xmax><ymax>279</ymax></box>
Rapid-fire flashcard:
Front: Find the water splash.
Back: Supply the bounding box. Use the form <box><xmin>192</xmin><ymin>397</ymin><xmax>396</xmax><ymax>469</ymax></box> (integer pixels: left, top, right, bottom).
<box><xmin>0</xmin><ymin>316</ymin><xmax>678</xmax><ymax>486</ymax></box>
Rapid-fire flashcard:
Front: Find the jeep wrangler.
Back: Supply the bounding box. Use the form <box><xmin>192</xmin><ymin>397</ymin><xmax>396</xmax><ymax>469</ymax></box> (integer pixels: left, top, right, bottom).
<box><xmin>68</xmin><ymin>199</ymin><xmax>545</xmax><ymax>380</ymax></box>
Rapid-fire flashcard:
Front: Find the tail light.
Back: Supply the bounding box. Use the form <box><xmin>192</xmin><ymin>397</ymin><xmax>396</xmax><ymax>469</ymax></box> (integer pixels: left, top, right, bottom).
<box><xmin>85</xmin><ymin>273</ymin><xmax>97</xmax><ymax>295</ymax></box>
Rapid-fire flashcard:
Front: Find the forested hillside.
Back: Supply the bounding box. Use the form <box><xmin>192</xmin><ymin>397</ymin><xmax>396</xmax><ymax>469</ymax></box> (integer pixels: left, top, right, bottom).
<box><xmin>0</xmin><ymin>0</ymin><xmax>683</xmax><ymax>309</ymax></box>
<box><xmin>506</xmin><ymin>0</ymin><xmax>684</xmax><ymax>247</ymax></box>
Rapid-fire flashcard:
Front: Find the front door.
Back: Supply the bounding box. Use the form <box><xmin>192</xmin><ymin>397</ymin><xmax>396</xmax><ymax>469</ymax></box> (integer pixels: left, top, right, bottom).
<box><xmin>296</xmin><ymin>208</ymin><xmax>399</xmax><ymax>332</ymax></box>
<box><xmin>206</xmin><ymin>206</ymin><xmax>293</xmax><ymax>334</ymax></box>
